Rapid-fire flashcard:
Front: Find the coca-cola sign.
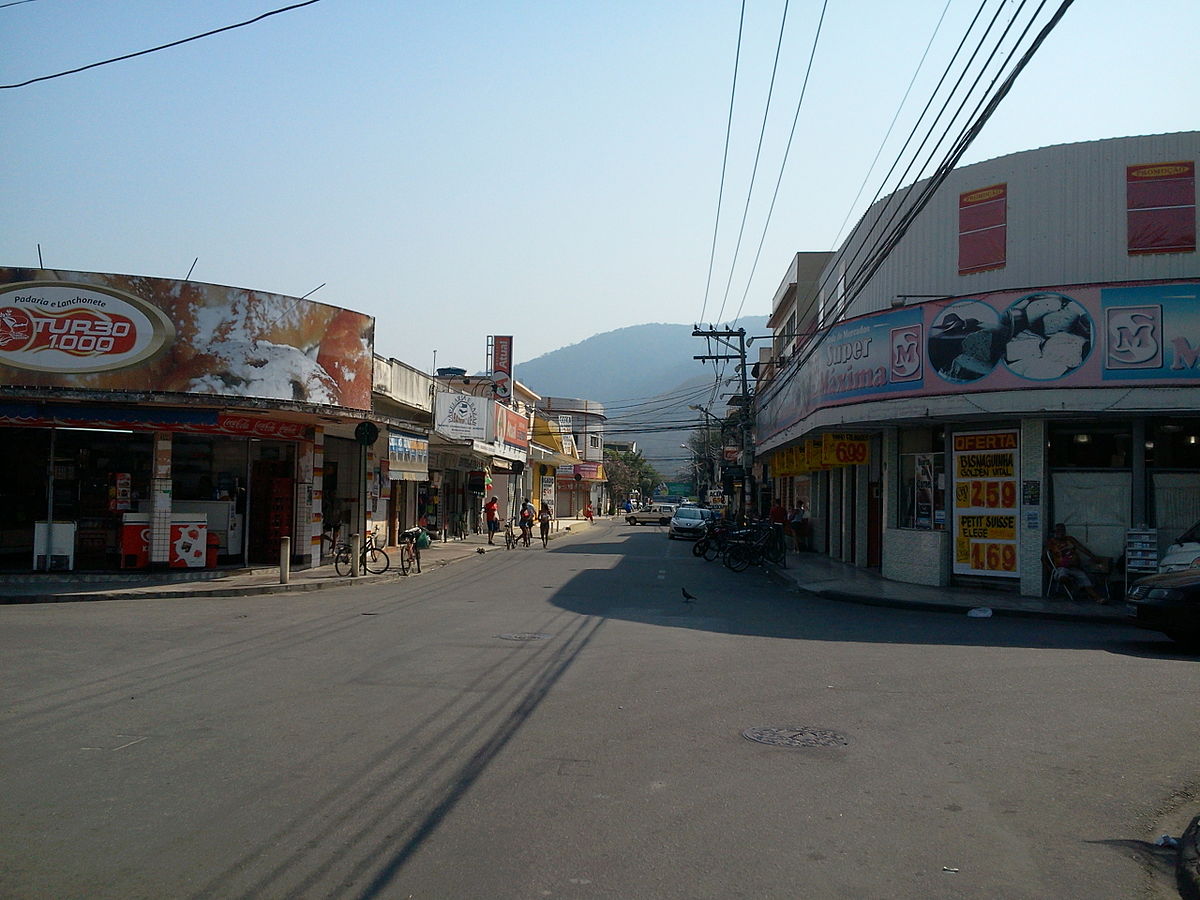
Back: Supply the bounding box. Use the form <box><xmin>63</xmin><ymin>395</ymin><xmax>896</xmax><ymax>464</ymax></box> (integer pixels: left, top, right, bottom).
<box><xmin>0</xmin><ymin>282</ymin><xmax>174</xmax><ymax>373</ymax></box>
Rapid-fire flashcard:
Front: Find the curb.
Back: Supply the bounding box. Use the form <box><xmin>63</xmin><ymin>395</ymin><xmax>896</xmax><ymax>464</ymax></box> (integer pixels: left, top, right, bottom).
<box><xmin>0</xmin><ymin>521</ymin><xmax>587</xmax><ymax>604</ymax></box>
<box><xmin>764</xmin><ymin>566</ymin><xmax>1130</xmax><ymax>626</ymax></box>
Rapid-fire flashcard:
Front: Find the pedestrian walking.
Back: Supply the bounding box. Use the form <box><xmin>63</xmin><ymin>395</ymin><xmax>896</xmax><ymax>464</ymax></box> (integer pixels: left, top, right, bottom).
<box><xmin>484</xmin><ymin>496</ymin><xmax>500</xmax><ymax>544</ymax></box>
<box><xmin>538</xmin><ymin>504</ymin><xmax>552</xmax><ymax>548</ymax></box>
<box><xmin>583</xmin><ymin>502</ymin><xmax>594</xmax><ymax>524</ymax></box>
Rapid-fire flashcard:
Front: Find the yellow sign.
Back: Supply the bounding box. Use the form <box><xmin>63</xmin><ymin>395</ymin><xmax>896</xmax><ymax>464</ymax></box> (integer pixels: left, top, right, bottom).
<box><xmin>822</xmin><ymin>433</ymin><xmax>869</xmax><ymax>466</ymax></box>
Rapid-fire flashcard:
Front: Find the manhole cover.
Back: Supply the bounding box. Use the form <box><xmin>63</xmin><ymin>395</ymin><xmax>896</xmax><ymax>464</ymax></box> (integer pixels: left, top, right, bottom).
<box><xmin>496</xmin><ymin>632</ymin><xmax>551</xmax><ymax>641</ymax></box>
<box><xmin>741</xmin><ymin>726</ymin><xmax>848</xmax><ymax>749</ymax></box>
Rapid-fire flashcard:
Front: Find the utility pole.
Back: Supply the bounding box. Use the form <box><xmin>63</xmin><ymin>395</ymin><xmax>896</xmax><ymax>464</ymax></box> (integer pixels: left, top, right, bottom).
<box><xmin>693</xmin><ymin>326</ymin><xmax>756</xmax><ymax>520</ymax></box>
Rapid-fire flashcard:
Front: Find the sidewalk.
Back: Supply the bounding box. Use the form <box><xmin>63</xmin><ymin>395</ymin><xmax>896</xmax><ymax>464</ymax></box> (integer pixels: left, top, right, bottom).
<box><xmin>0</xmin><ymin>518</ymin><xmax>1127</xmax><ymax>624</ymax></box>
<box><xmin>0</xmin><ymin>522</ymin><xmax>581</xmax><ymax>604</ymax></box>
<box><xmin>769</xmin><ymin>549</ymin><xmax>1128</xmax><ymax>625</ymax></box>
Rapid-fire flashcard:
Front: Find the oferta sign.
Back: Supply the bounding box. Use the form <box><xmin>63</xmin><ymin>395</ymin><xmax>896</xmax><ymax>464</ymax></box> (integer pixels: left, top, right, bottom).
<box><xmin>0</xmin><ymin>282</ymin><xmax>174</xmax><ymax>373</ymax></box>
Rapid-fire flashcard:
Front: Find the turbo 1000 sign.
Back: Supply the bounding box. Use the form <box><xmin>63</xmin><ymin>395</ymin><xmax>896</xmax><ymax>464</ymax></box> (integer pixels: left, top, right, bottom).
<box><xmin>0</xmin><ymin>282</ymin><xmax>175</xmax><ymax>373</ymax></box>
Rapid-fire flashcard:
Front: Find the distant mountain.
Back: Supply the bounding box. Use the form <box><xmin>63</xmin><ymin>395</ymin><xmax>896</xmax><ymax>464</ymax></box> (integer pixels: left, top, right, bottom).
<box><xmin>515</xmin><ymin>317</ymin><xmax>766</xmax><ymax>473</ymax></box>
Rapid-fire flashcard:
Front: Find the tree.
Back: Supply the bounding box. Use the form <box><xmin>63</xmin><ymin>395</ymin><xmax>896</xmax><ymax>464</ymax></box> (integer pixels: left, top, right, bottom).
<box><xmin>604</xmin><ymin>449</ymin><xmax>662</xmax><ymax>505</ymax></box>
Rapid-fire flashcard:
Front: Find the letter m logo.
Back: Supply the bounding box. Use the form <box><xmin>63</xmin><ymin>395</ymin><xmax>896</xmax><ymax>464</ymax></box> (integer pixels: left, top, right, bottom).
<box><xmin>1106</xmin><ymin>306</ymin><xmax>1162</xmax><ymax>370</ymax></box>
<box><xmin>890</xmin><ymin>324</ymin><xmax>923</xmax><ymax>383</ymax></box>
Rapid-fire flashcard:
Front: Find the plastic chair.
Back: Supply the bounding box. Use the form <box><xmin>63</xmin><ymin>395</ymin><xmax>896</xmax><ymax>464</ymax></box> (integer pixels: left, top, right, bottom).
<box><xmin>1044</xmin><ymin>550</ymin><xmax>1076</xmax><ymax>600</ymax></box>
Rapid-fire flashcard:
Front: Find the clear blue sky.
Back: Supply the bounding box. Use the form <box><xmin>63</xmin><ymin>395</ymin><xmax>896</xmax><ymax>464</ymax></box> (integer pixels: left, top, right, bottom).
<box><xmin>4</xmin><ymin>0</ymin><xmax>1196</xmax><ymax>374</ymax></box>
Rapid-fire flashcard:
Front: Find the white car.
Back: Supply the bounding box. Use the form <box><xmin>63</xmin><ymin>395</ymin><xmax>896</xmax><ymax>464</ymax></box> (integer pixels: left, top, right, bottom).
<box><xmin>667</xmin><ymin>507</ymin><xmax>708</xmax><ymax>540</ymax></box>
<box><xmin>1159</xmin><ymin>519</ymin><xmax>1200</xmax><ymax>572</ymax></box>
<box><xmin>626</xmin><ymin>503</ymin><xmax>677</xmax><ymax>525</ymax></box>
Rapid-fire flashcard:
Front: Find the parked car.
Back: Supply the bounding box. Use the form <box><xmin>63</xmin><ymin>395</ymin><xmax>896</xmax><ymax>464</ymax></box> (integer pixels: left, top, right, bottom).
<box><xmin>1158</xmin><ymin>519</ymin><xmax>1200</xmax><ymax>572</ymax></box>
<box><xmin>668</xmin><ymin>507</ymin><xmax>708</xmax><ymax>540</ymax></box>
<box><xmin>626</xmin><ymin>503</ymin><xmax>677</xmax><ymax>526</ymax></box>
<box><xmin>1126</xmin><ymin>568</ymin><xmax>1200</xmax><ymax>646</ymax></box>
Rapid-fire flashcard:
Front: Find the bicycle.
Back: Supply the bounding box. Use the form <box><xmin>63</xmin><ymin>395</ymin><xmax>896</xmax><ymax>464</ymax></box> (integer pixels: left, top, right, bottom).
<box><xmin>722</xmin><ymin>522</ymin><xmax>787</xmax><ymax>572</ymax></box>
<box><xmin>334</xmin><ymin>526</ymin><xmax>390</xmax><ymax>576</ymax></box>
<box><xmin>398</xmin><ymin>526</ymin><xmax>422</xmax><ymax>574</ymax></box>
<box><xmin>503</xmin><ymin>518</ymin><xmax>518</xmax><ymax>550</ymax></box>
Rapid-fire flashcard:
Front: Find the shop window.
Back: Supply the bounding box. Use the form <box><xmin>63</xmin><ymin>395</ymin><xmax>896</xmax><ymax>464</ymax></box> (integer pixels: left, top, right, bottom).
<box><xmin>1047</xmin><ymin>427</ymin><xmax>1131</xmax><ymax>469</ymax></box>
<box><xmin>1147</xmin><ymin>423</ymin><xmax>1200</xmax><ymax>469</ymax></box>
<box><xmin>898</xmin><ymin>452</ymin><xmax>946</xmax><ymax>530</ymax></box>
<box><xmin>1127</xmin><ymin>161</ymin><xmax>1196</xmax><ymax>255</ymax></box>
<box><xmin>958</xmin><ymin>183</ymin><xmax>1007</xmax><ymax>274</ymax></box>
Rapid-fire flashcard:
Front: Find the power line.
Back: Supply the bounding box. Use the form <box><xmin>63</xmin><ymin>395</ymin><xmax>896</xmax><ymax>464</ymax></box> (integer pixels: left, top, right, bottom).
<box><xmin>1</xmin><ymin>0</ymin><xmax>324</xmax><ymax>90</ymax></box>
<box><xmin>698</xmin><ymin>0</ymin><xmax>747</xmax><ymax>327</ymax></box>
<box><xmin>758</xmin><ymin>0</ymin><xmax>1075</xmax><ymax>419</ymax></box>
<box><xmin>728</xmin><ymin>0</ymin><xmax>829</xmax><ymax>325</ymax></box>
<box><xmin>713</xmin><ymin>0</ymin><xmax>793</xmax><ymax>326</ymax></box>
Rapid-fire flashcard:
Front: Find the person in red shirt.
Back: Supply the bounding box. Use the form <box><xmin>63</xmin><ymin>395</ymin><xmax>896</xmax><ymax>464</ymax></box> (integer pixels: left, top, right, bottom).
<box><xmin>583</xmin><ymin>502</ymin><xmax>594</xmax><ymax>524</ymax></box>
<box><xmin>484</xmin><ymin>496</ymin><xmax>500</xmax><ymax>544</ymax></box>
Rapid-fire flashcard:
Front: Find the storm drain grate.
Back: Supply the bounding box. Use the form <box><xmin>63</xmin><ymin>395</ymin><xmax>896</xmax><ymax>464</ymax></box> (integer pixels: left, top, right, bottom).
<box><xmin>496</xmin><ymin>632</ymin><xmax>552</xmax><ymax>642</ymax></box>
<box><xmin>741</xmin><ymin>726</ymin><xmax>848</xmax><ymax>749</ymax></box>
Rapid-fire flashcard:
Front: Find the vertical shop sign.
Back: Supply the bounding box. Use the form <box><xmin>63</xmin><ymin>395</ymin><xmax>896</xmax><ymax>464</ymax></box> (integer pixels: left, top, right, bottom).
<box><xmin>491</xmin><ymin>335</ymin><xmax>513</xmax><ymax>399</ymax></box>
<box><xmin>540</xmin><ymin>475</ymin><xmax>555</xmax><ymax>508</ymax></box>
<box><xmin>952</xmin><ymin>430</ymin><xmax>1019</xmax><ymax>577</ymax></box>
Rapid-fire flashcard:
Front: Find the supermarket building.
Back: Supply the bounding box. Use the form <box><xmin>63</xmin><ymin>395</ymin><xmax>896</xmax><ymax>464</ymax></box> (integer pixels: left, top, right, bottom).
<box><xmin>756</xmin><ymin>131</ymin><xmax>1200</xmax><ymax>597</ymax></box>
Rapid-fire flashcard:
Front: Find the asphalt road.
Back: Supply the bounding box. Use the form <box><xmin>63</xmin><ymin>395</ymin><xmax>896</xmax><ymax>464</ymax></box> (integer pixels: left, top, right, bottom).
<box><xmin>2</xmin><ymin>520</ymin><xmax>1196</xmax><ymax>899</ymax></box>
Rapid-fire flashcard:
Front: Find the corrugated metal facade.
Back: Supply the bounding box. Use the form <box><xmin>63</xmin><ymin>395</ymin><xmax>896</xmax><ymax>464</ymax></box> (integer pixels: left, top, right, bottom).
<box><xmin>822</xmin><ymin>132</ymin><xmax>1199</xmax><ymax>321</ymax></box>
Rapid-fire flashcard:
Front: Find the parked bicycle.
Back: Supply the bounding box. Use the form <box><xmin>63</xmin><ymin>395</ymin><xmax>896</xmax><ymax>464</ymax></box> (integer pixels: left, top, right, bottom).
<box><xmin>397</xmin><ymin>526</ymin><xmax>422</xmax><ymax>574</ymax></box>
<box><xmin>503</xmin><ymin>518</ymin><xmax>519</xmax><ymax>550</ymax></box>
<box><xmin>722</xmin><ymin>521</ymin><xmax>787</xmax><ymax>572</ymax></box>
<box><xmin>334</xmin><ymin>526</ymin><xmax>390</xmax><ymax>576</ymax></box>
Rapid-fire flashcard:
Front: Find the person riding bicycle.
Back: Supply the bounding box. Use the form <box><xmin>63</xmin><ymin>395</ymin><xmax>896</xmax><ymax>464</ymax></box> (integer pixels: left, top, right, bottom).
<box><xmin>519</xmin><ymin>498</ymin><xmax>536</xmax><ymax>546</ymax></box>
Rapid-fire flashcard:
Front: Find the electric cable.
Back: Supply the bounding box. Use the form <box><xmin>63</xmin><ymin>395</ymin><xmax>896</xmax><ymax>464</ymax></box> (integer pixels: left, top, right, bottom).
<box><xmin>713</xmin><ymin>0</ymin><xmax>793</xmax><ymax>326</ymax></box>
<box><xmin>1</xmin><ymin>0</ymin><xmax>324</xmax><ymax>89</ymax></box>
<box><xmin>698</xmin><ymin>0</ymin><xmax>747</xmax><ymax>327</ymax></box>
<box><xmin>758</xmin><ymin>0</ymin><xmax>1075</xmax><ymax>421</ymax></box>
<box><xmin>728</xmin><ymin>0</ymin><xmax>829</xmax><ymax>327</ymax></box>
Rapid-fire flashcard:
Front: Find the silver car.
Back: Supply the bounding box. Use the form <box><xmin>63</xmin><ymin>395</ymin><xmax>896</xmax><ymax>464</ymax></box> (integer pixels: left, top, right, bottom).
<box><xmin>668</xmin><ymin>507</ymin><xmax>708</xmax><ymax>540</ymax></box>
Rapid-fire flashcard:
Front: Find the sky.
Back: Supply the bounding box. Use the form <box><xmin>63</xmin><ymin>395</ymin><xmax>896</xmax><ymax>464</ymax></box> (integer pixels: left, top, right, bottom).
<box><xmin>4</xmin><ymin>0</ymin><xmax>1198</xmax><ymax>376</ymax></box>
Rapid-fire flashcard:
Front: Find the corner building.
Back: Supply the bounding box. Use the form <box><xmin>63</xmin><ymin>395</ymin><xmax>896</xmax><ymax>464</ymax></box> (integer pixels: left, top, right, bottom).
<box><xmin>756</xmin><ymin>132</ymin><xmax>1200</xmax><ymax>596</ymax></box>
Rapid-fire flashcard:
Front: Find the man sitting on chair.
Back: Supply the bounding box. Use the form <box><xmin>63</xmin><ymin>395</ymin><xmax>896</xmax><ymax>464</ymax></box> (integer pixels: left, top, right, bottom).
<box><xmin>1045</xmin><ymin>522</ymin><xmax>1104</xmax><ymax>602</ymax></box>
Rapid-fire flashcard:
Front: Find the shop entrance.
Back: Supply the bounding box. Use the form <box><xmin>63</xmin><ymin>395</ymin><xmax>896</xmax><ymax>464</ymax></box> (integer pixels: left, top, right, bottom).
<box><xmin>248</xmin><ymin>459</ymin><xmax>294</xmax><ymax>564</ymax></box>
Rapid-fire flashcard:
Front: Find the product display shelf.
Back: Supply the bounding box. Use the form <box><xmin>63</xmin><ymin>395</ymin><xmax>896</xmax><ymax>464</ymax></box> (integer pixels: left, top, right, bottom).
<box><xmin>1124</xmin><ymin>527</ymin><xmax>1158</xmax><ymax>593</ymax></box>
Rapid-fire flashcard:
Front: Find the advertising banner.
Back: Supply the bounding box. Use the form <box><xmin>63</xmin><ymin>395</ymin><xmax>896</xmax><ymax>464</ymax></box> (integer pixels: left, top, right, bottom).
<box><xmin>952</xmin><ymin>430</ymin><xmax>1019</xmax><ymax>578</ymax></box>
<box><xmin>435</xmin><ymin>392</ymin><xmax>490</xmax><ymax>441</ymax></box>
<box><xmin>387</xmin><ymin>430</ymin><xmax>429</xmax><ymax>481</ymax></box>
<box><xmin>491</xmin><ymin>335</ymin><xmax>513</xmax><ymax>399</ymax></box>
<box><xmin>495</xmin><ymin>403</ymin><xmax>529</xmax><ymax>451</ymax></box>
<box><xmin>541</xmin><ymin>475</ymin><xmax>555</xmax><ymax>507</ymax></box>
<box><xmin>822</xmin><ymin>433</ymin><xmax>869</xmax><ymax>467</ymax></box>
<box><xmin>756</xmin><ymin>279</ymin><xmax>1200</xmax><ymax>447</ymax></box>
<box><xmin>0</xmin><ymin>269</ymin><xmax>374</xmax><ymax>410</ymax></box>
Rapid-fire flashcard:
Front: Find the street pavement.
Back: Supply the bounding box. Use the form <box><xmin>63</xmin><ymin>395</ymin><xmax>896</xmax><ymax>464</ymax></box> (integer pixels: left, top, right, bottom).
<box><xmin>1</xmin><ymin>516</ymin><xmax>1196</xmax><ymax>898</ymax></box>
<box><xmin>0</xmin><ymin>516</ymin><xmax>1130</xmax><ymax>625</ymax></box>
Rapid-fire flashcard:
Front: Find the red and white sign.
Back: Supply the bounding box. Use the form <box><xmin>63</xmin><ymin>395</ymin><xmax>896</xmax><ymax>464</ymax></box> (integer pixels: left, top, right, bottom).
<box><xmin>491</xmin><ymin>335</ymin><xmax>513</xmax><ymax>399</ymax></box>
<box><xmin>0</xmin><ymin>282</ymin><xmax>174</xmax><ymax>373</ymax></box>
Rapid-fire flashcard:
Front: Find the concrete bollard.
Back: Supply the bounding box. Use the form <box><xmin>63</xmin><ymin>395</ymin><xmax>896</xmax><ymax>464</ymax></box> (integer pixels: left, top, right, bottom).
<box><xmin>351</xmin><ymin>532</ymin><xmax>361</xmax><ymax>577</ymax></box>
<box><xmin>280</xmin><ymin>536</ymin><xmax>291</xmax><ymax>584</ymax></box>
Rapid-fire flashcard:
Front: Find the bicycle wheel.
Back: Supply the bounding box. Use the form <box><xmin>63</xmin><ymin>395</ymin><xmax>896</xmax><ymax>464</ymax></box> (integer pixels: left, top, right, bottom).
<box><xmin>334</xmin><ymin>548</ymin><xmax>352</xmax><ymax>576</ymax></box>
<box><xmin>692</xmin><ymin>539</ymin><xmax>708</xmax><ymax>557</ymax></box>
<box><xmin>363</xmin><ymin>547</ymin><xmax>390</xmax><ymax>574</ymax></box>
<box><xmin>766</xmin><ymin>536</ymin><xmax>786</xmax><ymax>566</ymax></box>
<box><xmin>505</xmin><ymin>529</ymin><xmax>517</xmax><ymax>550</ymax></box>
<box><xmin>723</xmin><ymin>544</ymin><xmax>751</xmax><ymax>572</ymax></box>
<box><xmin>704</xmin><ymin>540</ymin><xmax>722</xmax><ymax>562</ymax></box>
<box><xmin>398</xmin><ymin>543</ymin><xmax>411</xmax><ymax>575</ymax></box>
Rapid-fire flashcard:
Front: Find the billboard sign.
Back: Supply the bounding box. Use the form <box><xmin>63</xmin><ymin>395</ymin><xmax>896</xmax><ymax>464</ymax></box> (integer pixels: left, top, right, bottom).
<box><xmin>491</xmin><ymin>335</ymin><xmax>513</xmax><ymax>399</ymax></box>
<box><xmin>0</xmin><ymin>269</ymin><xmax>374</xmax><ymax>410</ymax></box>
<box><xmin>757</xmin><ymin>280</ymin><xmax>1200</xmax><ymax>445</ymax></box>
<box><xmin>435</xmin><ymin>392</ymin><xmax>489</xmax><ymax>441</ymax></box>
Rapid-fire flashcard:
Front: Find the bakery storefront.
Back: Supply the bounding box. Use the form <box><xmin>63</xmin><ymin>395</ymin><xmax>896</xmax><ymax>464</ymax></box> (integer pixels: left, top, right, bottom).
<box><xmin>0</xmin><ymin>268</ymin><xmax>374</xmax><ymax>572</ymax></box>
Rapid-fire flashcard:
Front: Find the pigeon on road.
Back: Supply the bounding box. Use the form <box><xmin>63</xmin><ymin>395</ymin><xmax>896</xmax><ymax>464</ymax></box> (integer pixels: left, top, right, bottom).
<box><xmin>681</xmin><ymin>588</ymin><xmax>697</xmax><ymax>604</ymax></box>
